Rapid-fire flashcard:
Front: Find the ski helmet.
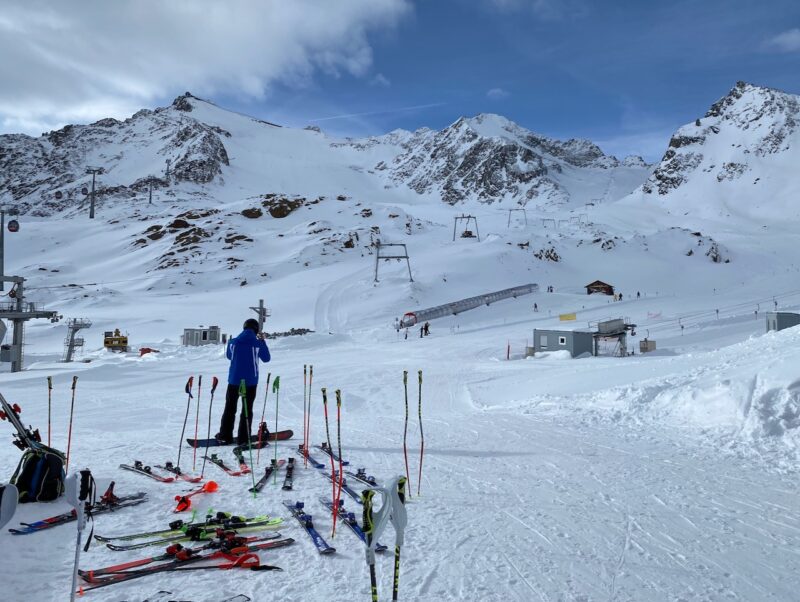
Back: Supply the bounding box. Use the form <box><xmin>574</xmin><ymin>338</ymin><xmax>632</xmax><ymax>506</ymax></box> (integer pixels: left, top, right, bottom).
<box><xmin>243</xmin><ymin>318</ymin><xmax>260</xmax><ymax>333</ymax></box>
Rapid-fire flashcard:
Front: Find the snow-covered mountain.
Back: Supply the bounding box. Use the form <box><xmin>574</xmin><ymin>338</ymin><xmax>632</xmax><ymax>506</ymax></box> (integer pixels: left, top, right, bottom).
<box><xmin>635</xmin><ymin>81</ymin><xmax>800</xmax><ymax>220</ymax></box>
<box><xmin>0</xmin><ymin>93</ymin><xmax>650</xmax><ymax>217</ymax></box>
<box><xmin>342</xmin><ymin>113</ymin><xmax>648</xmax><ymax>206</ymax></box>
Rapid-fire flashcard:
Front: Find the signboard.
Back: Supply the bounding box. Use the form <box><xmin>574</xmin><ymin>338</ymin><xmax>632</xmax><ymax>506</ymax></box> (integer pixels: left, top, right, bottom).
<box><xmin>559</xmin><ymin>313</ymin><xmax>576</xmax><ymax>321</ymax></box>
<box><xmin>7</xmin><ymin>219</ymin><xmax>19</xmax><ymax>233</ymax></box>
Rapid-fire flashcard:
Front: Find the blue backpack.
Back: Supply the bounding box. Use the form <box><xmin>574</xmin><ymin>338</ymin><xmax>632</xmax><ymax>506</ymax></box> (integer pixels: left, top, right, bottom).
<box><xmin>11</xmin><ymin>444</ymin><xmax>65</xmax><ymax>502</ymax></box>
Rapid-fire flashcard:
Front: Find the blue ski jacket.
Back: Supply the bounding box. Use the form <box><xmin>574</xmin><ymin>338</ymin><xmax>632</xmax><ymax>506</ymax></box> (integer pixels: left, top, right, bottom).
<box><xmin>226</xmin><ymin>329</ymin><xmax>270</xmax><ymax>386</ymax></box>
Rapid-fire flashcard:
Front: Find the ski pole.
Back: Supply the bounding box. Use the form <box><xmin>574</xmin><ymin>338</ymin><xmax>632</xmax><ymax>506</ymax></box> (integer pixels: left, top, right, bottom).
<box><xmin>391</xmin><ymin>476</ymin><xmax>408</xmax><ymax>601</ymax></box>
<box><xmin>47</xmin><ymin>376</ymin><xmax>52</xmax><ymax>447</ymax></box>
<box><xmin>322</xmin><ymin>388</ymin><xmax>337</xmax><ymax>536</ymax></box>
<box><xmin>272</xmin><ymin>376</ymin><xmax>280</xmax><ymax>484</ymax></box>
<box><xmin>201</xmin><ymin>377</ymin><xmax>219</xmax><ymax>479</ymax></box>
<box><xmin>67</xmin><ymin>469</ymin><xmax>95</xmax><ymax>602</ymax></box>
<box><xmin>241</xmin><ymin>380</ymin><xmax>258</xmax><ymax>497</ymax></box>
<box><xmin>307</xmin><ymin>365</ymin><xmax>313</xmax><ymax>467</ymax></box>
<box><xmin>65</xmin><ymin>376</ymin><xmax>78</xmax><ymax>473</ymax></box>
<box><xmin>362</xmin><ymin>489</ymin><xmax>378</xmax><ymax>602</ymax></box>
<box><xmin>417</xmin><ymin>370</ymin><xmax>424</xmax><ymax>496</ymax></box>
<box><xmin>334</xmin><ymin>389</ymin><xmax>344</xmax><ymax>525</ymax></box>
<box><xmin>302</xmin><ymin>365</ymin><xmax>307</xmax><ymax>467</ymax></box>
<box><xmin>176</xmin><ymin>377</ymin><xmax>193</xmax><ymax>471</ymax></box>
<box><xmin>402</xmin><ymin>370</ymin><xmax>411</xmax><ymax>498</ymax></box>
<box><xmin>192</xmin><ymin>375</ymin><xmax>203</xmax><ymax>471</ymax></box>
<box><xmin>256</xmin><ymin>373</ymin><xmax>271</xmax><ymax>465</ymax></box>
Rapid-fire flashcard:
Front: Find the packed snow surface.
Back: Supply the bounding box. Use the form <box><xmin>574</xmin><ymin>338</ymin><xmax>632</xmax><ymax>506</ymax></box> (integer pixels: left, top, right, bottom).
<box><xmin>1</xmin><ymin>86</ymin><xmax>800</xmax><ymax>601</ymax></box>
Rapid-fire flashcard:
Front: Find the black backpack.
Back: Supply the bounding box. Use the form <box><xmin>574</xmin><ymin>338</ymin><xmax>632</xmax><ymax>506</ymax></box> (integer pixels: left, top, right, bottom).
<box><xmin>11</xmin><ymin>445</ymin><xmax>66</xmax><ymax>503</ymax></box>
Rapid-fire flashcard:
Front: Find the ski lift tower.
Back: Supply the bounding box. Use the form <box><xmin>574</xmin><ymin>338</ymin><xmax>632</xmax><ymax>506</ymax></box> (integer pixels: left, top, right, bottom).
<box><xmin>0</xmin><ymin>211</ymin><xmax>61</xmax><ymax>372</ymax></box>
<box><xmin>249</xmin><ymin>299</ymin><xmax>271</xmax><ymax>333</ymax></box>
<box><xmin>507</xmin><ymin>208</ymin><xmax>528</xmax><ymax>227</ymax></box>
<box><xmin>62</xmin><ymin>318</ymin><xmax>92</xmax><ymax>362</ymax></box>
<box><xmin>0</xmin><ymin>276</ymin><xmax>61</xmax><ymax>372</ymax></box>
<box><xmin>374</xmin><ymin>241</ymin><xmax>413</xmax><ymax>283</ymax></box>
<box><xmin>453</xmin><ymin>214</ymin><xmax>480</xmax><ymax>241</ymax></box>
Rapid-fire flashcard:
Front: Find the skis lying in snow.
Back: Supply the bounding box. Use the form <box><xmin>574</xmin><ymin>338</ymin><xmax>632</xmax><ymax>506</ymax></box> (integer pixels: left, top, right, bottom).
<box><xmin>154</xmin><ymin>461</ymin><xmax>203</xmax><ymax>483</ymax></box>
<box><xmin>326</xmin><ymin>472</ymin><xmax>363</xmax><ymax>505</ymax></box>
<box><xmin>105</xmin><ymin>516</ymin><xmax>283</xmax><ymax>551</ymax></box>
<box><xmin>187</xmin><ymin>428</ymin><xmax>293</xmax><ymax>448</ymax></box>
<box><xmin>9</xmin><ymin>487</ymin><xmax>147</xmax><ymax>535</ymax></box>
<box><xmin>282</xmin><ymin>457</ymin><xmax>295</xmax><ymax>490</ymax></box>
<box><xmin>204</xmin><ymin>453</ymin><xmax>248</xmax><ymax>477</ymax></box>
<box><xmin>120</xmin><ymin>461</ymin><xmax>175</xmax><ymax>483</ymax></box>
<box><xmin>80</xmin><ymin>537</ymin><xmax>294</xmax><ymax>591</ymax></box>
<box><xmin>283</xmin><ymin>501</ymin><xmax>336</xmax><ymax>555</ymax></box>
<box><xmin>346</xmin><ymin>468</ymin><xmax>378</xmax><ymax>487</ymax></box>
<box><xmin>95</xmin><ymin>512</ymin><xmax>260</xmax><ymax>542</ymax></box>
<box><xmin>81</xmin><ymin>532</ymin><xmax>281</xmax><ymax>580</ymax></box>
<box><xmin>248</xmin><ymin>459</ymin><xmax>286</xmax><ymax>493</ymax></box>
<box><xmin>317</xmin><ymin>442</ymin><xmax>349</xmax><ymax>465</ymax></box>
<box><xmin>232</xmin><ymin>447</ymin><xmax>252</xmax><ymax>475</ymax></box>
<box><xmin>135</xmin><ymin>594</ymin><xmax>251</xmax><ymax>602</ymax></box>
<box><xmin>320</xmin><ymin>497</ymin><xmax>386</xmax><ymax>552</ymax></box>
<box><xmin>297</xmin><ymin>444</ymin><xmax>326</xmax><ymax>469</ymax></box>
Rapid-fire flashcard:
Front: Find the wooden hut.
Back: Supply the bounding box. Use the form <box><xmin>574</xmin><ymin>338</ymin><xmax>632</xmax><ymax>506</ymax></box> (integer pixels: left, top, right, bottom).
<box><xmin>585</xmin><ymin>280</ymin><xmax>614</xmax><ymax>296</ymax></box>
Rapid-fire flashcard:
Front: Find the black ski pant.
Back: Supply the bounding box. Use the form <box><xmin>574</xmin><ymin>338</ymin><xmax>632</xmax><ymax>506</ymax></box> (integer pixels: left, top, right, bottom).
<box><xmin>219</xmin><ymin>384</ymin><xmax>257</xmax><ymax>444</ymax></box>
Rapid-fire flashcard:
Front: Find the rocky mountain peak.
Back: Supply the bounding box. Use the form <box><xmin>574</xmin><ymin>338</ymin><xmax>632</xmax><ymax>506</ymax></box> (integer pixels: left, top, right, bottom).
<box><xmin>172</xmin><ymin>92</ymin><xmax>197</xmax><ymax>112</ymax></box>
<box><xmin>641</xmin><ymin>81</ymin><xmax>799</xmax><ymax>199</ymax></box>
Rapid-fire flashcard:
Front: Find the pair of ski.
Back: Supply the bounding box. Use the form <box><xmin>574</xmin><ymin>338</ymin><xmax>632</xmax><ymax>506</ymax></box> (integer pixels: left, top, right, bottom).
<box><xmin>96</xmin><ymin>511</ymin><xmax>259</xmax><ymax>542</ymax></box>
<box><xmin>79</xmin><ymin>534</ymin><xmax>295</xmax><ymax>591</ymax></box>
<box><xmin>204</xmin><ymin>448</ymin><xmax>251</xmax><ymax>477</ymax></box>
<box><xmin>186</xmin><ymin>428</ymin><xmax>294</xmax><ymax>448</ymax></box>
<box><xmin>313</xmin><ymin>444</ymin><xmax>380</xmax><ymax>487</ymax></box>
<box><xmin>9</xmin><ymin>487</ymin><xmax>147</xmax><ymax>535</ymax></box>
<box><xmin>83</xmin><ymin>531</ymin><xmax>284</xmax><ymax>581</ymax></box>
<box><xmin>248</xmin><ymin>457</ymin><xmax>294</xmax><ymax>493</ymax></box>
<box><xmin>104</xmin><ymin>516</ymin><xmax>283</xmax><ymax>551</ymax></box>
<box><xmin>120</xmin><ymin>460</ymin><xmax>200</xmax><ymax>483</ymax></box>
<box><xmin>320</xmin><ymin>497</ymin><xmax>387</xmax><ymax>552</ymax></box>
<box><xmin>296</xmin><ymin>444</ymin><xmax>376</xmax><ymax>504</ymax></box>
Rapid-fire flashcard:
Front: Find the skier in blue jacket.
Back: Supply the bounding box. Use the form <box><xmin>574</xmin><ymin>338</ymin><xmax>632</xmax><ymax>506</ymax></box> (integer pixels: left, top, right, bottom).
<box><xmin>216</xmin><ymin>318</ymin><xmax>271</xmax><ymax>445</ymax></box>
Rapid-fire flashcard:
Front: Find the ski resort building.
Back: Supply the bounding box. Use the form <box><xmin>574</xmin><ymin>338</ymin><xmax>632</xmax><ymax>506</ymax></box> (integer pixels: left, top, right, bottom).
<box><xmin>766</xmin><ymin>312</ymin><xmax>800</xmax><ymax>333</ymax></box>
<box><xmin>182</xmin><ymin>325</ymin><xmax>225</xmax><ymax>346</ymax></box>
<box><xmin>585</xmin><ymin>280</ymin><xmax>615</xmax><ymax>295</ymax></box>
<box><xmin>532</xmin><ymin>329</ymin><xmax>594</xmax><ymax>357</ymax></box>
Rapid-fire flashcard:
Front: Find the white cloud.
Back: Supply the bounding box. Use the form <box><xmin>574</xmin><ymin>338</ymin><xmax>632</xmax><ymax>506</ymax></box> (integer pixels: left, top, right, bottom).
<box><xmin>0</xmin><ymin>0</ymin><xmax>411</xmax><ymax>135</ymax></box>
<box><xmin>486</xmin><ymin>87</ymin><xmax>510</xmax><ymax>100</ymax></box>
<box><xmin>764</xmin><ymin>28</ymin><xmax>800</xmax><ymax>53</ymax></box>
<box><xmin>370</xmin><ymin>73</ymin><xmax>392</xmax><ymax>87</ymax></box>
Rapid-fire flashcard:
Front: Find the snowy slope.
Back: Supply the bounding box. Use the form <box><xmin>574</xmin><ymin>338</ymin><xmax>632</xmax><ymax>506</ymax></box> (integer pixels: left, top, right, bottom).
<box><xmin>1</xmin><ymin>84</ymin><xmax>800</xmax><ymax>601</ymax></box>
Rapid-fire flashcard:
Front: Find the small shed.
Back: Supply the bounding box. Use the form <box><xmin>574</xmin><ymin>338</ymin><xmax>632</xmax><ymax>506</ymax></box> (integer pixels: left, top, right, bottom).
<box><xmin>766</xmin><ymin>312</ymin><xmax>800</xmax><ymax>333</ymax></box>
<box><xmin>585</xmin><ymin>280</ymin><xmax>614</xmax><ymax>296</ymax></box>
<box><xmin>182</xmin><ymin>325</ymin><xmax>225</xmax><ymax>347</ymax></box>
<box><xmin>533</xmin><ymin>329</ymin><xmax>594</xmax><ymax>358</ymax></box>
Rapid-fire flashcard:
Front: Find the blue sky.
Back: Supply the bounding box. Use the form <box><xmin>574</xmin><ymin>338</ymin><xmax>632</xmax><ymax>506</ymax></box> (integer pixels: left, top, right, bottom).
<box><xmin>2</xmin><ymin>0</ymin><xmax>799</xmax><ymax>161</ymax></box>
<box><xmin>221</xmin><ymin>0</ymin><xmax>800</xmax><ymax>161</ymax></box>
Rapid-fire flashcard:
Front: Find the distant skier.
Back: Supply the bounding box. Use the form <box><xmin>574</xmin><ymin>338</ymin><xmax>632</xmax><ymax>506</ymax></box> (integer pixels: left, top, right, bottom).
<box><xmin>216</xmin><ymin>318</ymin><xmax>271</xmax><ymax>445</ymax></box>
<box><xmin>423</xmin><ymin>322</ymin><xmax>430</xmax><ymax>336</ymax></box>
<box><xmin>533</xmin><ymin>303</ymin><xmax>538</xmax><ymax>312</ymax></box>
